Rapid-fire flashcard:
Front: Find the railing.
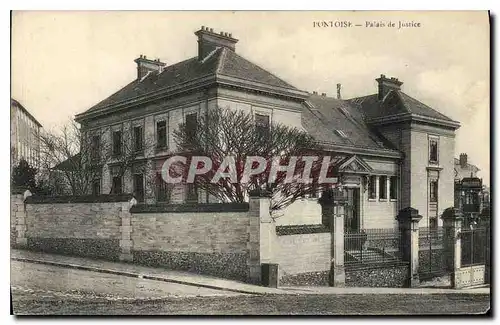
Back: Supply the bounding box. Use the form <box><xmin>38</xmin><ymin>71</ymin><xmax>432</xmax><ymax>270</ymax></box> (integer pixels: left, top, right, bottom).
<box><xmin>419</xmin><ymin>226</ymin><xmax>443</xmax><ymax>248</ymax></box>
<box><xmin>344</xmin><ymin>228</ymin><xmax>402</xmax><ymax>268</ymax></box>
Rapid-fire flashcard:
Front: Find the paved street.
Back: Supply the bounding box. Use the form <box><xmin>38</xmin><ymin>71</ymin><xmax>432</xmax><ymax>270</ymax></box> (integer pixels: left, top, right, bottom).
<box><xmin>11</xmin><ymin>260</ymin><xmax>242</xmax><ymax>302</ymax></box>
<box><xmin>11</xmin><ymin>259</ymin><xmax>490</xmax><ymax>315</ymax></box>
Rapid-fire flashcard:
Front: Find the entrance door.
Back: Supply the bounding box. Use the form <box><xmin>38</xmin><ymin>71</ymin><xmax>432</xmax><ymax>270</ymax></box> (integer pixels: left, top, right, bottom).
<box><xmin>345</xmin><ymin>188</ymin><xmax>361</xmax><ymax>231</ymax></box>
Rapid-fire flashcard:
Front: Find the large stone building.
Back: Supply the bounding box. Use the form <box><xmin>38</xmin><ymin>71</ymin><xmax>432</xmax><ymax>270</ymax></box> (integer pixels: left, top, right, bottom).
<box><xmin>74</xmin><ymin>26</ymin><xmax>460</xmax><ymax>229</ymax></box>
<box><xmin>11</xmin><ymin>98</ymin><xmax>42</xmax><ymax>168</ymax></box>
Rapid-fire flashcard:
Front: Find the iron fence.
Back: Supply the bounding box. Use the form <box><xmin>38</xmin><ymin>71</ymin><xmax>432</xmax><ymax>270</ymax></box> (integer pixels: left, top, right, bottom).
<box><xmin>344</xmin><ymin>228</ymin><xmax>402</xmax><ymax>268</ymax></box>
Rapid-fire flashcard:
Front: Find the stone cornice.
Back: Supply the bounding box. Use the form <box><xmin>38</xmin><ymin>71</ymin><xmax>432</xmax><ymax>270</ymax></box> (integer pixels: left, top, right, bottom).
<box><xmin>75</xmin><ymin>73</ymin><xmax>309</xmax><ymax>123</ymax></box>
<box><xmin>366</xmin><ymin>112</ymin><xmax>460</xmax><ymax>130</ymax></box>
<box><xmin>317</xmin><ymin>141</ymin><xmax>402</xmax><ymax>159</ymax></box>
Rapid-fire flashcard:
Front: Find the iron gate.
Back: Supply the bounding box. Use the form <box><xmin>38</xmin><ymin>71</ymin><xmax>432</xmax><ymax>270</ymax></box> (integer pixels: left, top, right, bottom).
<box><xmin>455</xmin><ymin>225</ymin><xmax>490</xmax><ymax>288</ymax></box>
<box><xmin>418</xmin><ymin>226</ymin><xmax>449</xmax><ymax>281</ymax></box>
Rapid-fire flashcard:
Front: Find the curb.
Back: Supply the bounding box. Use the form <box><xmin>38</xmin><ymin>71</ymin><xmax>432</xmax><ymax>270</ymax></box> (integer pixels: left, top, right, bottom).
<box><xmin>11</xmin><ymin>257</ymin><xmax>265</xmax><ymax>296</ymax></box>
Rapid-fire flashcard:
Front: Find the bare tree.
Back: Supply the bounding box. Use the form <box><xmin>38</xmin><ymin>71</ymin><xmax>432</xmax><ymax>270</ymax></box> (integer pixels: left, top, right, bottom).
<box><xmin>173</xmin><ymin>107</ymin><xmax>343</xmax><ymax>213</ymax></box>
<box><xmin>38</xmin><ymin>120</ymin><xmax>98</xmax><ymax>195</ymax></box>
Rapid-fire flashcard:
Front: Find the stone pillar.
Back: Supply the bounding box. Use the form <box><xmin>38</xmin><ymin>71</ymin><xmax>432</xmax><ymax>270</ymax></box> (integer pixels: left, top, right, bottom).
<box><xmin>320</xmin><ymin>188</ymin><xmax>346</xmax><ymax>287</ymax></box>
<box><xmin>441</xmin><ymin>207</ymin><xmax>463</xmax><ymax>288</ymax></box>
<box><xmin>259</xmin><ymin>197</ymin><xmax>276</xmax><ymax>265</ymax></box>
<box><xmin>119</xmin><ymin>197</ymin><xmax>137</xmax><ymax>262</ymax></box>
<box><xmin>15</xmin><ymin>192</ymin><xmax>31</xmax><ymax>248</ymax></box>
<box><xmin>396</xmin><ymin>207</ymin><xmax>422</xmax><ymax>287</ymax></box>
<box><xmin>248</xmin><ymin>190</ymin><xmax>270</xmax><ymax>284</ymax></box>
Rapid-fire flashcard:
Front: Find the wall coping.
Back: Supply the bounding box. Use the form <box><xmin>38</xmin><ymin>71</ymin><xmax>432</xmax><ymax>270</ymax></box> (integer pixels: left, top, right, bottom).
<box><xmin>276</xmin><ymin>224</ymin><xmax>330</xmax><ymax>236</ymax></box>
<box><xmin>130</xmin><ymin>202</ymin><xmax>250</xmax><ymax>214</ymax></box>
<box><xmin>345</xmin><ymin>261</ymin><xmax>409</xmax><ymax>271</ymax></box>
<box><xmin>25</xmin><ymin>194</ymin><xmax>134</xmax><ymax>204</ymax></box>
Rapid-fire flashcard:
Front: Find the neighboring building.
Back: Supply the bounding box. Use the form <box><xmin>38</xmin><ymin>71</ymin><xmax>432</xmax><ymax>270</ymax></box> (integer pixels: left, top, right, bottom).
<box><xmin>74</xmin><ymin>26</ymin><xmax>460</xmax><ymax>230</ymax></box>
<box><xmin>11</xmin><ymin>98</ymin><xmax>42</xmax><ymax>168</ymax></box>
<box><xmin>452</xmin><ymin>153</ymin><xmax>489</xmax><ymax>219</ymax></box>
<box><xmin>454</xmin><ymin>153</ymin><xmax>480</xmax><ymax>180</ymax></box>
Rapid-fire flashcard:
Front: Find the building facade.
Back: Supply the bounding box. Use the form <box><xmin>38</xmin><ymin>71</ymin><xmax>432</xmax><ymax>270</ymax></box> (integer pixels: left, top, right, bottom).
<box><xmin>75</xmin><ymin>26</ymin><xmax>460</xmax><ymax>230</ymax></box>
<box><xmin>11</xmin><ymin>98</ymin><xmax>42</xmax><ymax>168</ymax></box>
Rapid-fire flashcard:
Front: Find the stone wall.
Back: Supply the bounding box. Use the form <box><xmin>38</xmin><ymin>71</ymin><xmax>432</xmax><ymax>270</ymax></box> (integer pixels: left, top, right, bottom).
<box><xmin>129</xmin><ymin>203</ymin><xmax>251</xmax><ymax>281</ymax></box>
<box><xmin>276</xmin><ymin>231</ymin><xmax>331</xmax><ymax>279</ymax></box>
<box><xmin>345</xmin><ymin>263</ymin><xmax>409</xmax><ymax>287</ymax></box>
<box><xmin>267</xmin><ymin>224</ymin><xmax>332</xmax><ymax>286</ymax></box>
<box><xmin>12</xmin><ymin>194</ymin><xmax>261</xmax><ymax>284</ymax></box>
<box><xmin>16</xmin><ymin>195</ymin><xmax>134</xmax><ymax>261</ymax></box>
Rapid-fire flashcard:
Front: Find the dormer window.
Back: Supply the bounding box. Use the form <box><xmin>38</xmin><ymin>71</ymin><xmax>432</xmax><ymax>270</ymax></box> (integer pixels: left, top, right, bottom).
<box><xmin>336</xmin><ymin>130</ymin><xmax>348</xmax><ymax>138</ymax></box>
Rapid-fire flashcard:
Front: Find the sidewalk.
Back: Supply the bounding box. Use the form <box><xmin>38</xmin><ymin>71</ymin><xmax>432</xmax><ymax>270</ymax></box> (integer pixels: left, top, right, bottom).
<box><xmin>11</xmin><ymin>249</ymin><xmax>490</xmax><ymax>296</ymax></box>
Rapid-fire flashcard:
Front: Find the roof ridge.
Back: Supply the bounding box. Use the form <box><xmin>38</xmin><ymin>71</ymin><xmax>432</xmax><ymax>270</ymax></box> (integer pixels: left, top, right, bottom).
<box><xmin>200</xmin><ymin>47</ymin><xmax>220</xmax><ymax>64</ymax></box>
<box><xmin>216</xmin><ymin>47</ymin><xmax>227</xmax><ymax>74</ymax></box>
<box><xmin>393</xmin><ymin>90</ymin><xmax>413</xmax><ymax>114</ymax></box>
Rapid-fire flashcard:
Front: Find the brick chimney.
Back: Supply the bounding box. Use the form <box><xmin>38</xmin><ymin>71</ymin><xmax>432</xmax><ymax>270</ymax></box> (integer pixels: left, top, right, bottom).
<box><xmin>376</xmin><ymin>74</ymin><xmax>403</xmax><ymax>100</ymax></box>
<box><xmin>337</xmin><ymin>83</ymin><xmax>342</xmax><ymax>99</ymax></box>
<box><xmin>459</xmin><ymin>153</ymin><xmax>468</xmax><ymax>168</ymax></box>
<box><xmin>194</xmin><ymin>26</ymin><xmax>238</xmax><ymax>61</ymax></box>
<box><xmin>134</xmin><ymin>55</ymin><xmax>166</xmax><ymax>80</ymax></box>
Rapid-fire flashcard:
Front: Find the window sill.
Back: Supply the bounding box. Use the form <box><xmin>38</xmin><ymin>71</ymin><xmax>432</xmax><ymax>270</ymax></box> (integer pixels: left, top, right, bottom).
<box><xmin>390</xmin><ymin>198</ymin><xmax>398</xmax><ymax>202</ymax></box>
<box><xmin>155</xmin><ymin>146</ymin><xmax>169</xmax><ymax>153</ymax></box>
<box><xmin>379</xmin><ymin>198</ymin><xmax>388</xmax><ymax>202</ymax></box>
<box><xmin>368</xmin><ymin>198</ymin><xmax>377</xmax><ymax>202</ymax></box>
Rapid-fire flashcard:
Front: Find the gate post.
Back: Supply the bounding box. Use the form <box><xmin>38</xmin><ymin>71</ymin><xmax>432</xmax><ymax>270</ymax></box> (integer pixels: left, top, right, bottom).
<box><xmin>396</xmin><ymin>207</ymin><xmax>422</xmax><ymax>288</ymax></box>
<box><xmin>320</xmin><ymin>188</ymin><xmax>347</xmax><ymax>287</ymax></box>
<box><xmin>441</xmin><ymin>207</ymin><xmax>463</xmax><ymax>288</ymax></box>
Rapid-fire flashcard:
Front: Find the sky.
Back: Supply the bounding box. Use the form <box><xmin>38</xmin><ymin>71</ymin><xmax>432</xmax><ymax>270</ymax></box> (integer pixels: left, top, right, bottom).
<box><xmin>11</xmin><ymin>11</ymin><xmax>490</xmax><ymax>185</ymax></box>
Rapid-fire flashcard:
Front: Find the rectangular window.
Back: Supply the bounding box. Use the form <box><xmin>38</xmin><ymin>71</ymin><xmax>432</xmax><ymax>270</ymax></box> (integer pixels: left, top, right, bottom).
<box><xmin>155</xmin><ymin>173</ymin><xmax>170</xmax><ymax>203</ymax></box>
<box><xmin>186</xmin><ymin>183</ymin><xmax>198</xmax><ymax>203</ymax></box>
<box><xmin>112</xmin><ymin>176</ymin><xmax>122</xmax><ymax>195</ymax></box>
<box><xmin>92</xmin><ymin>179</ymin><xmax>101</xmax><ymax>196</ymax></box>
<box><xmin>133</xmin><ymin>126</ymin><xmax>143</xmax><ymax>153</ymax></box>
<box><xmin>368</xmin><ymin>175</ymin><xmax>377</xmax><ymax>199</ymax></box>
<box><xmin>429</xmin><ymin>138</ymin><xmax>439</xmax><ymax>163</ymax></box>
<box><xmin>186</xmin><ymin>113</ymin><xmax>198</xmax><ymax>142</ymax></box>
<box><xmin>379</xmin><ymin>176</ymin><xmax>387</xmax><ymax>200</ymax></box>
<box><xmin>390</xmin><ymin>176</ymin><xmax>397</xmax><ymax>200</ymax></box>
<box><xmin>133</xmin><ymin>173</ymin><xmax>144</xmax><ymax>202</ymax></box>
<box><xmin>156</xmin><ymin>120</ymin><xmax>167</xmax><ymax>148</ymax></box>
<box><xmin>112</xmin><ymin>131</ymin><xmax>122</xmax><ymax>156</ymax></box>
<box><xmin>430</xmin><ymin>180</ymin><xmax>439</xmax><ymax>202</ymax></box>
<box><xmin>255</xmin><ymin>113</ymin><xmax>270</xmax><ymax>139</ymax></box>
<box><xmin>91</xmin><ymin>135</ymin><xmax>100</xmax><ymax>162</ymax></box>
